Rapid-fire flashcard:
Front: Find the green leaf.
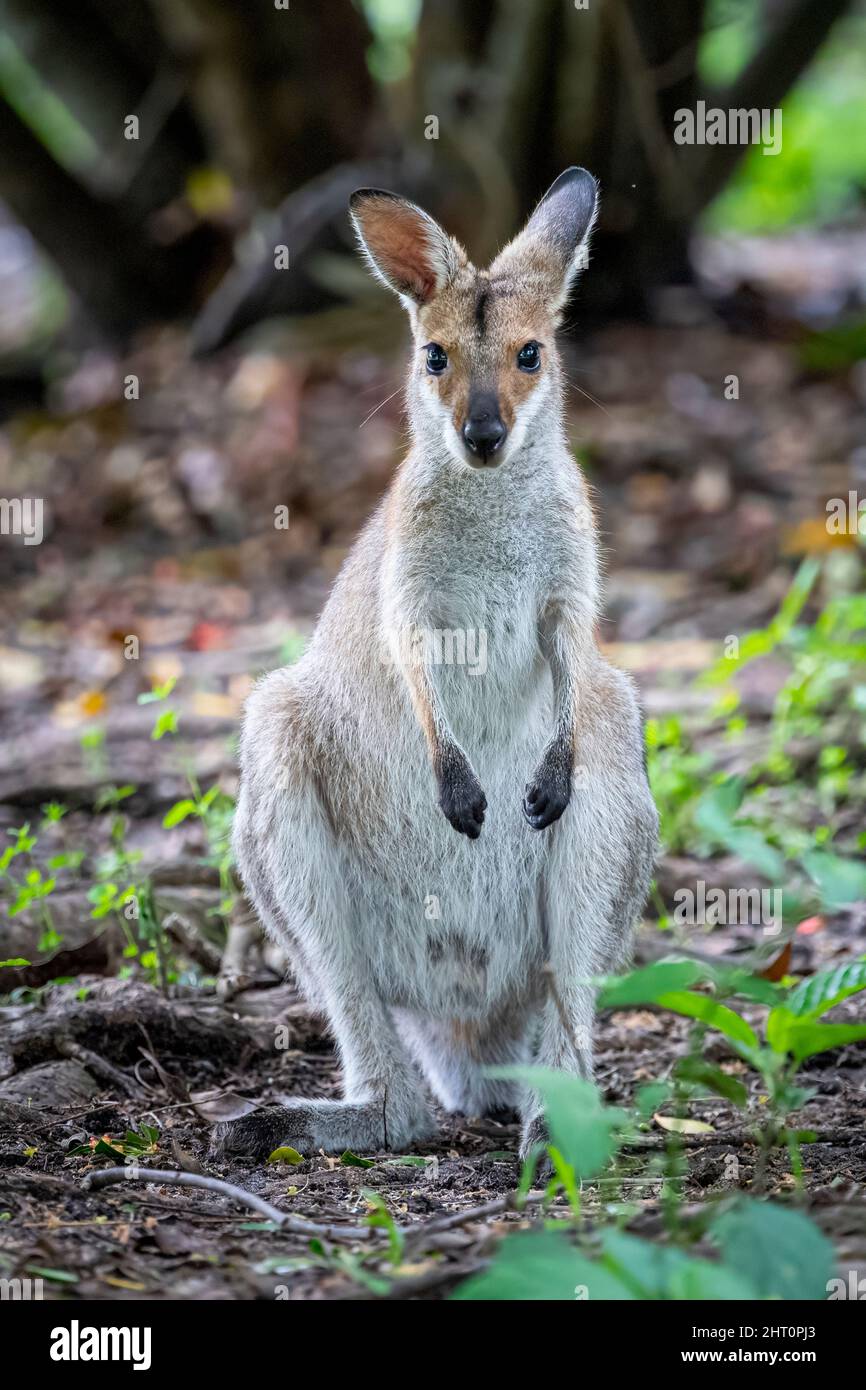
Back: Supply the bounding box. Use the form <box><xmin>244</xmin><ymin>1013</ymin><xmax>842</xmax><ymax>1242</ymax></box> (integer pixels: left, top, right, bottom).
<box><xmin>655</xmin><ymin>990</ymin><xmax>759</xmax><ymax>1050</ymax></box>
<box><xmin>340</xmin><ymin>1150</ymin><xmax>374</xmax><ymax>1169</ymax></box>
<box><xmin>601</xmin><ymin>1231</ymin><xmax>757</xmax><ymax>1300</ymax></box>
<box><xmin>162</xmin><ymin>799</ymin><xmax>197</xmax><ymax>829</ymax></box>
<box><xmin>489</xmin><ymin>1067</ymin><xmax>627</xmax><ymax>1178</ymax></box>
<box><xmin>151</xmin><ymin>709</ymin><xmax>179</xmax><ymax>741</ymax></box>
<box><xmin>0</xmin><ymin>958</ymin><xmax>31</xmax><ymax>968</ymax></box>
<box><xmin>635</xmin><ymin>1081</ymin><xmax>672</xmax><ymax>1119</ymax></box>
<box><xmin>26</xmin><ymin>1267</ymin><xmax>78</xmax><ymax>1284</ymax></box>
<box><xmin>721</xmin><ymin>827</ymin><xmax>785</xmax><ymax>881</ymax></box>
<box><xmin>267</xmin><ymin>1146</ymin><xmax>304</xmax><ymax>1165</ymax></box>
<box><xmin>362</xmin><ymin>1192</ymin><xmax>404</xmax><ymax>1265</ymax></box>
<box><xmin>597</xmin><ymin>960</ymin><xmax>705</xmax><ymax>1008</ymax></box>
<box><xmin>694</xmin><ymin>777</ymin><xmax>747</xmax><ymax>838</ymax></box>
<box><xmin>710</xmin><ymin>1198</ymin><xmax>834</xmax><ymax>1300</ymax></box>
<box><xmin>673</xmin><ymin>1057</ymin><xmax>748</xmax><ymax>1106</ymax></box>
<box><xmin>137</xmin><ymin>677</ymin><xmax>177</xmax><ymax>705</ymax></box>
<box><xmin>708</xmin><ymin>966</ymin><xmax>783</xmax><ymax>1006</ymax></box>
<box><xmin>802</xmin><ymin>850</ymin><xmax>866</xmax><ymax>911</ymax></box>
<box><xmin>453</xmin><ymin>1229</ymin><xmax>636</xmax><ymax>1301</ymax></box>
<box><xmin>785</xmin><ymin>959</ymin><xmax>866</xmax><ymax>1018</ymax></box>
<box><xmin>767</xmin><ymin>1010</ymin><xmax>866</xmax><ymax>1063</ymax></box>
<box><xmin>92</xmin><ymin>1139</ymin><xmax>126</xmax><ymax>1159</ymax></box>
<box><xmin>693</xmin><ymin>778</ymin><xmax>784</xmax><ymax>878</ymax></box>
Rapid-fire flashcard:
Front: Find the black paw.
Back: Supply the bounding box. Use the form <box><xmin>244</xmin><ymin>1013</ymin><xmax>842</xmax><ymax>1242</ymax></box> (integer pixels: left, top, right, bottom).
<box><xmin>209</xmin><ymin>1108</ymin><xmax>311</xmax><ymax>1163</ymax></box>
<box><xmin>523</xmin><ymin>770</ymin><xmax>570</xmax><ymax>830</ymax></box>
<box><xmin>437</xmin><ymin>752</ymin><xmax>486</xmax><ymax>838</ymax></box>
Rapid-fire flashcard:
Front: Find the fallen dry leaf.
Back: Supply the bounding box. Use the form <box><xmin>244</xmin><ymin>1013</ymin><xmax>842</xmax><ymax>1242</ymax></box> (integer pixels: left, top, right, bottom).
<box><xmin>654</xmin><ymin>1113</ymin><xmax>715</xmax><ymax>1135</ymax></box>
<box><xmin>760</xmin><ymin>942</ymin><xmax>792</xmax><ymax>980</ymax></box>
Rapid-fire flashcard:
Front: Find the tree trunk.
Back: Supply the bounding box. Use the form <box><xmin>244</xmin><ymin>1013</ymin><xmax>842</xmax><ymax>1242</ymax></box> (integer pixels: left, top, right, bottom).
<box><xmin>147</xmin><ymin>0</ymin><xmax>376</xmax><ymax>206</ymax></box>
<box><xmin>0</xmin><ymin>99</ymin><xmax>212</xmax><ymax>336</ymax></box>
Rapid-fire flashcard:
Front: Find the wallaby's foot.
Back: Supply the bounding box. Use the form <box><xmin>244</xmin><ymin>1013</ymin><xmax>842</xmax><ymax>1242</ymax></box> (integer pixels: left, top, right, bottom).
<box><xmin>210</xmin><ymin>1098</ymin><xmax>436</xmax><ymax>1162</ymax></box>
<box><xmin>436</xmin><ymin>746</ymin><xmax>487</xmax><ymax>838</ymax></box>
<box><xmin>523</xmin><ymin>744</ymin><xmax>571</xmax><ymax>830</ymax></box>
<box><xmin>211</xmin><ymin>1107</ymin><xmax>309</xmax><ymax>1162</ymax></box>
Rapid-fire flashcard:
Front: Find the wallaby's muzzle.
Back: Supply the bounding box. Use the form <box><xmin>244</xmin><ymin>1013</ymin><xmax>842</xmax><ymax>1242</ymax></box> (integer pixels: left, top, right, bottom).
<box><xmin>462</xmin><ymin>391</ymin><xmax>507</xmax><ymax>465</ymax></box>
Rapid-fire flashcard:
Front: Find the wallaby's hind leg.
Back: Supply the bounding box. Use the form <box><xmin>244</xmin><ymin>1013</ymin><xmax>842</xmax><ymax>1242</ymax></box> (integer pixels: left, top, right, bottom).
<box><xmin>213</xmin><ymin>675</ymin><xmax>435</xmax><ymax>1160</ymax></box>
<box><xmin>395</xmin><ymin>1011</ymin><xmax>533</xmax><ymax>1120</ymax></box>
<box><xmin>520</xmin><ymin>668</ymin><xmax>658</xmax><ymax>1159</ymax></box>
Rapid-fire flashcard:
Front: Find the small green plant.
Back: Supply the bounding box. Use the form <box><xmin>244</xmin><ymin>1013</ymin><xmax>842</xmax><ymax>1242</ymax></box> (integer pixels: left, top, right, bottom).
<box><xmin>648</xmin><ymin>555</ymin><xmax>866</xmax><ymax>903</ymax></box>
<box><xmin>68</xmin><ymin>1124</ymin><xmax>159</xmax><ymax>1160</ymax></box>
<box><xmin>597</xmin><ymin>956</ymin><xmax>866</xmax><ymax>1184</ymax></box>
<box><xmin>451</xmin><ymin>1063</ymin><xmax>835</xmax><ymax>1301</ymax></box>
<box><xmin>163</xmin><ymin>780</ymin><xmax>237</xmax><ymax>918</ymax></box>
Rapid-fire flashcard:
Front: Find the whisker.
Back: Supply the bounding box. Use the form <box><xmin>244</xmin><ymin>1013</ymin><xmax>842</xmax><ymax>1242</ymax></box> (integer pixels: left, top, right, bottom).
<box><xmin>570</xmin><ymin>382</ymin><xmax>611</xmax><ymax>418</ymax></box>
<box><xmin>359</xmin><ymin>385</ymin><xmax>404</xmax><ymax>429</ymax></box>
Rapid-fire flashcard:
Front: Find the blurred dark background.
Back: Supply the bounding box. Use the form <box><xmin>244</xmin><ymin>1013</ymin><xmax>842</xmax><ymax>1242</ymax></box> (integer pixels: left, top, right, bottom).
<box><xmin>2</xmin><ymin>0</ymin><xmax>866</xmax><ymax>352</ymax></box>
<box><xmin>0</xmin><ymin>0</ymin><xmax>864</xmax><ymax>823</ymax></box>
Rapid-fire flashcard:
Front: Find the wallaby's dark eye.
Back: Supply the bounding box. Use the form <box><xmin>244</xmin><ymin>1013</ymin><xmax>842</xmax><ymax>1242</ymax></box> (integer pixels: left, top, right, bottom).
<box><xmin>517</xmin><ymin>341</ymin><xmax>541</xmax><ymax>372</ymax></box>
<box><xmin>425</xmin><ymin>343</ymin><xmax>448</xmax><ymax>375</ymax></box>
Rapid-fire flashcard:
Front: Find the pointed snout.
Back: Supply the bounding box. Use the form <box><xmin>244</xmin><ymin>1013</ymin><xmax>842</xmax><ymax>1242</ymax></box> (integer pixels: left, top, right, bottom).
<box><xmin>462</xmin><ymin>392</ymin><xmax>507</xmax><ymax>464</ymax></box>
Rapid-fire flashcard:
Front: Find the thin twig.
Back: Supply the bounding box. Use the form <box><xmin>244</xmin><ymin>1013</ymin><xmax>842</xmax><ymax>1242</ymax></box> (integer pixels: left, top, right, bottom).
<box><xmin>81</xmin><ymin>1165</ymin><xmax>373</xmax><ymax>1240</ymax></box>
<box><xmin>404</xmin><ymin>1191</ymin><xmax>545</xmax><ymax>1246</ymax></box>
<box><xmin>82</xmin><ymin>1167</ymin><xmax>550</xmax><ymax>1249</ymax></box>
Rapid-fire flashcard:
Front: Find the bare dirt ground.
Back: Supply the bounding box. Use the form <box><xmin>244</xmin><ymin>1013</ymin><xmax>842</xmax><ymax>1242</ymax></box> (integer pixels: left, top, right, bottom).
<box><xmin>1</xmin><ymin>961</ymin><xmax>864</xmax><ymax>1299</ymax></box>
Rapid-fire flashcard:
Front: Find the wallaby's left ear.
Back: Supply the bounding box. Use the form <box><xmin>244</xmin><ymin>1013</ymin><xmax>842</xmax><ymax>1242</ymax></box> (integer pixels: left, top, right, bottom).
<box><xmin>349</xmin><ymin>189</ymin><xmax>465</xmax><ymax>310</ymax></box>
<box><xmin>490</xmin><ymin>167</ymin><xmax>598</xmax><ymax>314</ymax></box>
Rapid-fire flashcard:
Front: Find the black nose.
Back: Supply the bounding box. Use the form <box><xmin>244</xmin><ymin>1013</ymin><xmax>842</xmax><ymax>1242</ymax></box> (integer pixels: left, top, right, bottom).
<box><xmin>463</xmin><ymin>401</ymin><xmax>507</xmax><ymax>461</ymax></box>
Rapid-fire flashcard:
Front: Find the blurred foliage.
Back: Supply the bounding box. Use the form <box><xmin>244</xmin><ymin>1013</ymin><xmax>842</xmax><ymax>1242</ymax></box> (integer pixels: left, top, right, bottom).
<box><xmin>0</xmin><ymin>35</ymin><xmax>96</xmax><ymax>175</ymax></box>
<box><xmin>360</xmin><ymin>0</ymin><xmax>422</xmax><ymax>83</ymax></box>
<box><xmin>703</xmin><ymin>3</ymin><xmax>866</xmax><ymax>230</ymax></box>
<box><xmin>648</xmin><ymin>552</ymin><xmax>866</xmax><ymax>922</ymax></box>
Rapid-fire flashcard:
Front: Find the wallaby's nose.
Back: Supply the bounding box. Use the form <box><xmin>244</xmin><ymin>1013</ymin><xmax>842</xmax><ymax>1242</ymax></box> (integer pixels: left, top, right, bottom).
<box><xmin>463</xmin><ymin>395</ymin><xmax>507</xmax><ymax>462</ymax></box>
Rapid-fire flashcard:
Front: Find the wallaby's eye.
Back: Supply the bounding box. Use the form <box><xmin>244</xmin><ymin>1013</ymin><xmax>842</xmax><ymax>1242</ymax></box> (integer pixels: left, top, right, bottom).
<box><xmin>425</xmin><ymin>343</ymin><xmax>448</xmax><ymax>375</ymax></box>
<box><xmin>517</xmin><ymin>341</ymin><xmax>541</xmax><ymax>373</ymax></box>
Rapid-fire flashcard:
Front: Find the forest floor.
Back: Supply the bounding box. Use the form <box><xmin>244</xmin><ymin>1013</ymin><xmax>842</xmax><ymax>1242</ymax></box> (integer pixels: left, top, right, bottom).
<box><xmin>1</xmin><ymin>234</ymin><xmax>865</xmax><ymax>1298</ymax></box>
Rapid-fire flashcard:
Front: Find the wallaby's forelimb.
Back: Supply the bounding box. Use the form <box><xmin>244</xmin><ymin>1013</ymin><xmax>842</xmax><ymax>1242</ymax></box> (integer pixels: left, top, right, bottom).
<box><xmin>524</xmin><ymin>597</ymin><xmax>592</xmax><ymax>830</ymax></box>
<box><xmin>385</xmin><ymin>600</ymin><xmax>487</xmax><ymax>838</ymax></box>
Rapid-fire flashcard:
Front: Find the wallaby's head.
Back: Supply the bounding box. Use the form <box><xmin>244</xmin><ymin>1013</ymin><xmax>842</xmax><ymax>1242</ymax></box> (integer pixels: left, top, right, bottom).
<box><xmin>350</xmin><ymin>168</ymin><xmax>597</xmax><ymax>469</ymax></box>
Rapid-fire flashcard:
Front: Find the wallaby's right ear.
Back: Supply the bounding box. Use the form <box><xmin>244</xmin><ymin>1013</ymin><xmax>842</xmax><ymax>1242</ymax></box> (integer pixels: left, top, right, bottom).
<box><xmin>490</xmin><ymin>167</ymin><xmax>598</xmax><ymax>316</ymax></box>
<box><xmin>349</xmin><ymin>189</ymin><xmax>464</xmax><ymax>308</ymax></box>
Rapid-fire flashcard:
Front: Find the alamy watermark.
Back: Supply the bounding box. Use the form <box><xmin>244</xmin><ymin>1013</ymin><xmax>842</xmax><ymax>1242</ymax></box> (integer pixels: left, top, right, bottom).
<box><xmin>0</xmin><ymin>497</ymin><xmax>43</xmax><ymax>545</ymax></box>
<box><xmin>1</xmin><ymin>1276</ymin><xmax>43</xmax><ymax>1300</ymax></box>
<box><xmin>826</xmin><ymin>491</ymin><xmax>865</xmax><ymax>535</ymax></box>
<box><xmin>673</xmin><ymin>881</ymin><xmax>782</xmax><ymax>935</ymax></box>
<box><xmin>674</xmin><ymin>101</ymin><xmax>782</xmax><ymax>156</ymax></box>
<box><xmin>381</xmin><ymin>624</ymin><xmax>488</xmax><ymax>677</ymax></box>
<box><xmin>827</xmin><ymin>1271</ymin><xmax>866</xmax><ymax>1300</ymax></box>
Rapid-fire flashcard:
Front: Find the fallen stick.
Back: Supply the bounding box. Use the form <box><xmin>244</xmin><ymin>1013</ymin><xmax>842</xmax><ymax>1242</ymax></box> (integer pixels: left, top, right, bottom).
<box><xmin>82</xmin><ymin>1166</ymin><xmax>550</xmax><ymax>1248</ymax></box>
<box><xmin>57</xmin><ymin>1038</ymin><xmax>141</xmax><ymax>1098</ymax></box>
<box><xmin>621</xmin><ymin>1126</ymin><xmax>864</xmax><ymax>1151</ymax></box>
<box><xmin>81</xmin><ymin>1165</ymin><xmax>373</xmax><ymax>1240</ymax></box>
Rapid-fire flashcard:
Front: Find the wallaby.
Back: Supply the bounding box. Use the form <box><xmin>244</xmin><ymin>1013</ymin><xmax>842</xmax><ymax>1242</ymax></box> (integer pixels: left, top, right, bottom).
<box><xmin>215</xmin><ymin>167</ymin><xmax>658</xmax><ymax>1163</ymax></box>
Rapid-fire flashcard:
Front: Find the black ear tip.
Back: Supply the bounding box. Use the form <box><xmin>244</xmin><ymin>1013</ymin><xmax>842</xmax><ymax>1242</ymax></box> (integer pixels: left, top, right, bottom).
<box><xmin>349</xmin><ymin>187</ymin><xmax>400</xmax><ymax>211</ymax></box>
<box><xmin>552</xmin><ymin>166</ymin><xmax>598</xmax><ymax>195</ymax></box>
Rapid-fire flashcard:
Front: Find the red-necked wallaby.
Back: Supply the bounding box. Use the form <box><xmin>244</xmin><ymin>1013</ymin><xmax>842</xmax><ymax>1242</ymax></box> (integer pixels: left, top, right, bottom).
<box><xmin>215</xmin><ymin>168</ymin><xmax>658</xmax><ymax>1162</ymax></box>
